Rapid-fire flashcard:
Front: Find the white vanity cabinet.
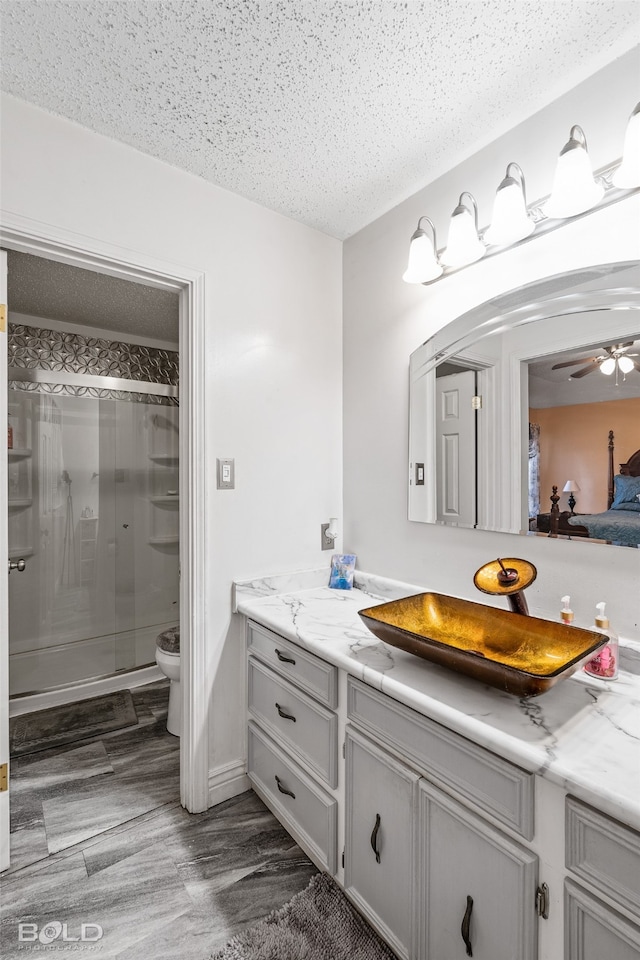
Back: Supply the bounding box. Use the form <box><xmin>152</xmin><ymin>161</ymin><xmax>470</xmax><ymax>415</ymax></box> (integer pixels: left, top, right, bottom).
<box><xmin>418</xmin><ymin>781</ymin><xmax>538</xmax><ymax>959</ymax></box>
<box><xmin>246</xmin><ymin>620</ymin><xmax>339</xmax><ymax>874</ymax></box>
<box><xmin>344</xmin><ymin>726</ymin><xmax>420</xmax><ymax>960</ymax></box>
<box><xmin>347</xmin><ymin>676</ymin><xmax>539</xmax><ymax>960</ymax></box>
<box><xmin>242</xmin><ymin>613</ymin><xmax>640</xmax><ymax>960</ymax></box>
<box><xmin>564</xmin><ymin>797</ymin><xmax>640</xmax><ymax>959</ymax></box>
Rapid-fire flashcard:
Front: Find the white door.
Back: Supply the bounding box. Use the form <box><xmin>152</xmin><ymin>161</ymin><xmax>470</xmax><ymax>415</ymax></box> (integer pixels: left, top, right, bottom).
<box><xmin>0</xmin><ymin>250</ymin><xmax>9</xmax><ymax>871</ymax></box>
<box><xmin>436</xmin><ymin>370</ymin><xmax>477</xmax><ymax>526</ymax></box>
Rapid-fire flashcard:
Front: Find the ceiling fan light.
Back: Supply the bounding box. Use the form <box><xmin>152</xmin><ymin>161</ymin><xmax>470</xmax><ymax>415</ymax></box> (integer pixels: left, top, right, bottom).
<box><xmin>441</xmin><ymin>193</ymin><xmax>485</xmax><ymax>267</ymax></box>
<box><xmin>618</xmin><ymin>355</ymin><xmax>634</xmax><ymax>373</ymax></box>
<box><xmin>402</xmin><ymin>218</ymin><xmax>443</xmax><ymax>283</ymax></box>
<box><xmin>484</xmin><ymin>163</ymin><xmax>535</xmax><ymax>246</ymax></box>
<box><xmin>600</xmin><ymin>357</ymin><xmax>616</xmax><ymax>375</ymax></box>
<box><xmin>542</xmin><ymin>126</ymin><xmax>604</xmax><ymax>219</ymax></box>
<box><xmin>612</xmin><ymin>102</ymin><xmax>640</xmax><ymax>189</ymax></box>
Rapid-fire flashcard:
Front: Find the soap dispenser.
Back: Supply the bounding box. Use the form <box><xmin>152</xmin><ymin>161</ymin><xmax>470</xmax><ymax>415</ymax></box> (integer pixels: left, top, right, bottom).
<box><xmin>560</xmin><ymin>596</ymin><xmax>574</xmax><ymax>625</ymax></box>
<box><xmin>584</xmin><ymin>602</ymin><xmax>618</xmax><ymax>680</ymax></box>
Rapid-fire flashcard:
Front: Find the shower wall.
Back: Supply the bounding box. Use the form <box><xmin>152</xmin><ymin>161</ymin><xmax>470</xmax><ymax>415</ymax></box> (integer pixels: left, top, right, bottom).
<box><xmin>7</xmin><ymin>323</ymin><xmax>179</xmax><ymax>696</ymax></box>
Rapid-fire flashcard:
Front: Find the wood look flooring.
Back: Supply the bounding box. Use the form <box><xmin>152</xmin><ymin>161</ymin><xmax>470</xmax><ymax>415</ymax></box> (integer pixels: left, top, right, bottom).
<box><xmin>1</xmin><ymin>680</ymin><xmax>318</xmax><ymax>959</ymax></box>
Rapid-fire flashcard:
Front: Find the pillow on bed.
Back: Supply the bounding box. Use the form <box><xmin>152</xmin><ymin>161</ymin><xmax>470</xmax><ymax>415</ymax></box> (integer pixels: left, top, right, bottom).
<box><xmin>610</xmin><ymin>475</ymin><xmax>640</xmax><ymax>511</ymax></box>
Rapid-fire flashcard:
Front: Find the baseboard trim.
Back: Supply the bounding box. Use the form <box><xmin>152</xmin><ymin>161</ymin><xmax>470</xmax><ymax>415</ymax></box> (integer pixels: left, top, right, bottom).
<box><xmin>208</xmin><ymin>759</ymin><xmax>250</xmax><ymax>808</ymax></box>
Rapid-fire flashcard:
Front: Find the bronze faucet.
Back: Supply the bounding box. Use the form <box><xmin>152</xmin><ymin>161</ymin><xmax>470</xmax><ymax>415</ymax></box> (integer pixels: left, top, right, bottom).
<box><xmin>473</xmin><ymin>558</ymin><xmax>537</xmax><ymax>616</ymax></box>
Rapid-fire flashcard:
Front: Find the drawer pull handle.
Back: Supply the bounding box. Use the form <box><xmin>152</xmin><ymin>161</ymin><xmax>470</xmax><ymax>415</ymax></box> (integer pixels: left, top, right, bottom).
<box><xmin>274</xmin><ymin>775</ymin><xmax>295</xmax><ymax>799</ymax></box>
<box><xmin>275</xmin><ymin>649</ymin><xmax>296</xmax><ymax>664</ymax></box>
<box><xmin>461</xmin><ymin>895</ymin><xmax>473</xmax><ymax>957</ymax></box>
<box><xmin>275</xmin><ymin>702</ymin><xmax>296</xmax><ymax>722</ymax></box>
<box><xmin>370</xmin><ymin>813</ymin><xmax>381</xmax><ymax>864</ymax></box>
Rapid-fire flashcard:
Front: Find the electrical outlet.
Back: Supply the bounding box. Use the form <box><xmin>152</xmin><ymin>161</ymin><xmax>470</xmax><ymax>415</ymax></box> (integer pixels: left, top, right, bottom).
<box><xmin>321</xmin><ymin>522</ymin><xmax>335</xmax><ymax>550</ymax></box>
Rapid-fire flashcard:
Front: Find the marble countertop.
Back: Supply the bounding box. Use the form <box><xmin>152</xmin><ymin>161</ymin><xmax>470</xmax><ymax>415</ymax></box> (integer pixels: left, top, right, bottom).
<box><xmin>234</xmin><ymin>569</ymin><xmax>640</xmax><ymax>832</ymax></box>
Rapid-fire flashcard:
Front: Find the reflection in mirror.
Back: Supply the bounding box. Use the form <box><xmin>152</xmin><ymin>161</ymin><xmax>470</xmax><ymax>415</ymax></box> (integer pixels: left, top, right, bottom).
<box><xmin>409</xmin><ymin>260</ymin><xmax>640</xmax><ymax>548</ymax></box>
<box><xmin>527</xmin><ymin>340</ymin><xmax>640</xmax><ymax>545</ymax></box>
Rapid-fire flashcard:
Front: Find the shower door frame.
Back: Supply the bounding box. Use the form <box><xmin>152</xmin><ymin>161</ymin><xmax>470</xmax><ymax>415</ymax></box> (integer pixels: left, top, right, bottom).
<box><xmin>1</xmin><ymin>213</ymin><xmax>209</xmax><ymax>816</ymax></box>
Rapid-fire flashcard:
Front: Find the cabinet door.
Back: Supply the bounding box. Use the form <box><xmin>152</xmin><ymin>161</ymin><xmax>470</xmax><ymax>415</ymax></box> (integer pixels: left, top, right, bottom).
<box><xmin>565</xmin><ymin>880</ymin><xmax>640</xmax><ymax>960</ymax></box>
<box><xmin>345</xmin><ymin>726</ymin><xmax>419</xmax><ymax>960</ymax></box>
<box><xmin>418</xmin><ymin>781</ymin><xmax>538</xmax><ymax>960</ymax></box>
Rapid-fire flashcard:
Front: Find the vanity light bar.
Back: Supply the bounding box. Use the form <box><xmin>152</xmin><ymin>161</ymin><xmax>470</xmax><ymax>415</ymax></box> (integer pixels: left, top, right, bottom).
<box><xmin>403</xmin><ymin>103</ymin><xmax>640</xmax><ymax>285</ymax></box>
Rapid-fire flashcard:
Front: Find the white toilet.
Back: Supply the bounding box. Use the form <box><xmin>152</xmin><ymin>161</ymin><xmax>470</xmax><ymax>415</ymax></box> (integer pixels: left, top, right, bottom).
<box><xmin>155</xmin><ymin>626</ymin><xmax>181</xmax><ymax>736</ymax></box>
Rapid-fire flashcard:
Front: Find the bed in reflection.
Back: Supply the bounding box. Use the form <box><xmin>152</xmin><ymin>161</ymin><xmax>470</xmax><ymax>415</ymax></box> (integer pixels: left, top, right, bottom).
<box><xmin>565</xmin><ymin>431</ymin><xmax>640</xmax><ymax>547</ymax></box>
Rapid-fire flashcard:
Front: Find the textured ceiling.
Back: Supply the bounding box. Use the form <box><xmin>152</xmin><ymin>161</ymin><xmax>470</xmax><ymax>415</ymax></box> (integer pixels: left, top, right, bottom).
<box><xmin>7</xmin><ymin>251</ymin><xmax>179</xmax><ymax>343</ymax></box>
<box><xmin>1</xmin><ymin>1</ymin><xmax>639</xmax><ymax>238</ymax></box>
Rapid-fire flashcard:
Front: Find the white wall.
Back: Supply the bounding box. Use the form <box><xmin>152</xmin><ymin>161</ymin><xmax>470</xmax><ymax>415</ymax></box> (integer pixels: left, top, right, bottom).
<box><xmin>343</xmin><ymin>48</ymin><xmax>640</xmax><ymax>640</ymax></box>
<box><xmin>1</xmin><ymin>94</ymin><xmax>343</xmax><ymax>782</ymax></box>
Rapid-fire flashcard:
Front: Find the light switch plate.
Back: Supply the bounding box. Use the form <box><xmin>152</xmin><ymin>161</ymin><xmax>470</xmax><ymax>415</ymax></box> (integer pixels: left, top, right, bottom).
<box><xmin>216</xmin><ymin>458</ymin><xmax>235</xmax><ymax>489</ymax></box>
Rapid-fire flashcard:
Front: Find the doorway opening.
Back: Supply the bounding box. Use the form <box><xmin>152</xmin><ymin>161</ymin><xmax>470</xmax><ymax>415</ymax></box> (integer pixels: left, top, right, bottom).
<box><xmin>7</xmin><ymin>250</ymin><xmax>181</xmax><ymax>705</ymax></box>
<box><xmin>1</xmin><ymin>221</ymin><xmax>209</xmax><ymax>850</ymax></box>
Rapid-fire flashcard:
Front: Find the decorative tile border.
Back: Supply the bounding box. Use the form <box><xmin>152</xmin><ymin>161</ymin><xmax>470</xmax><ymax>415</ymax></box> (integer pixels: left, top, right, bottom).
<box><xmin>8</xmin><ymin>322</ymin><xmax>179</xmax><ymax>405</ymax></box>
<box><xmin>8</xmin><ymin>323</ymin><xmax>179</xmax><ymax>385</ymax></box>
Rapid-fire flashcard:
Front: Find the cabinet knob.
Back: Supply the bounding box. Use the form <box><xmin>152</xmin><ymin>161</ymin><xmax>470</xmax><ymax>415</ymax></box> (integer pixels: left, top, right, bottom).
<box><xmin>461</xmin><ymin>895</ymin><xmax>473</xmax><ymax>957</ymax></box>
<box><xmin>370</xmin><ymin>812</ymin><xmax>381</xmax><ymax>864</ymax></box>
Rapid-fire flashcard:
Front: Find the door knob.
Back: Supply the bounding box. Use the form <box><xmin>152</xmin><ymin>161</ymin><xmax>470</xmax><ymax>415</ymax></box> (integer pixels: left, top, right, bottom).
<box><xmin>8</xmin><ymin>558</ymin><xmax>26</xmax><ymax>574</ymax></box>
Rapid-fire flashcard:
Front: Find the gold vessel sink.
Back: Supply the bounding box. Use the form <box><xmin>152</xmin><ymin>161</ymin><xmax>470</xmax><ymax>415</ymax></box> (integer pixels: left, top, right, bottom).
<box><xmin>358</xmin><ymin>593</ymin><xmax>607</xmax><ymax>697</ymax></box>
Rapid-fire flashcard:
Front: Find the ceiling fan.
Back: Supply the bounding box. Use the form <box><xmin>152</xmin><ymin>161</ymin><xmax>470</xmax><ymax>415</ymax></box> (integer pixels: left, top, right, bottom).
<box><xmin>551</xmin><ymin>342</ymin><xmax>640</xmax><ymax>379</ymax></box>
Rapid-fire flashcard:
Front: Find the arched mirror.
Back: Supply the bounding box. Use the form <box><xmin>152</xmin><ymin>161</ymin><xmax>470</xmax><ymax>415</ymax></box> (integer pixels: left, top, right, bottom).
<box><xmin>409</xmin><ymin>259</ymin><xmax>640</xmax><ymax>548</ymax></box>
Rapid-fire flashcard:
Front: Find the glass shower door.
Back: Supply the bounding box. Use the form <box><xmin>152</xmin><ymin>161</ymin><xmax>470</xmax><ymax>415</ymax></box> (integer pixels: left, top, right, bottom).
<box><xmin>111</xmin><ymin>399</ymin><xmax>180</xmax><ymax>672</ymax></box>
<box><xmin>8</xmin><ymin>389</ymin><xmax>179</xmax><ymax>697</ymax></box>
<box><xmin>8</xmin><ymin>390</ymin><xmax>118</xmax><ymax>695</ymax></box>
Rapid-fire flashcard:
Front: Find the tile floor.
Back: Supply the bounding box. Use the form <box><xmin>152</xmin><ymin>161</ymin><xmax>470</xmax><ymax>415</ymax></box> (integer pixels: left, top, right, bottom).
<box><xmin>1</xmin><ymin>680</ymin><xmax>318</xmax><ymax>958</ymax></box>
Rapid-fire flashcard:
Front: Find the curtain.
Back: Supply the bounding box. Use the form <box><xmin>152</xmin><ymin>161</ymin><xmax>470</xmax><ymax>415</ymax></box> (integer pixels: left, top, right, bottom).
<box><xmin>528</xmin><ymin>423</ymin><xmax>541</xmax><ymax>518</ymax></box>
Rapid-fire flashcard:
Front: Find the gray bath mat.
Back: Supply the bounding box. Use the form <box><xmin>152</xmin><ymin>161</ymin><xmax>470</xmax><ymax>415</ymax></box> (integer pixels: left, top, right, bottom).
<box><xmin>10</xmin><ymin>689</ymin><xmax>138</xmax><ymax>757</ymax></box>
<box><xmin>210</xmin><ymin>872</ymin><xmax>396</xmax><ymax>960</ymax></box>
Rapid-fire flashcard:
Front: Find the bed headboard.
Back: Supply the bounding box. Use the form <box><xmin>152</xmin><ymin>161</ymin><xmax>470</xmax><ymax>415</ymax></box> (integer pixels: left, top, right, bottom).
<box><xmin>620</xmin><ymin>449</ymin><xmax>640</xmax><ymax>477</ymax></box>
<box><xmin>607</xmin><ymin>429</ymin><xmax>640</xmax><ymax>508</ymax></box>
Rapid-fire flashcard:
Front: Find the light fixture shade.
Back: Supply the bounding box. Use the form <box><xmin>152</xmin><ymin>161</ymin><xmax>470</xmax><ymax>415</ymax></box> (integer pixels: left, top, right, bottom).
<box><xmin>618</xmin><ymin>355</ymin><xmax>634</xmax><ymax>373</ymax></box>
<box><xmin>562</xmin><ymin>480</ymin><xmax>580</xmax><ymax>493</ymax></box>
<box><xmin>484</xmin><ymin>163</ymin><xmax>535</xmax><ymax>246</ymax></box>
<box><xmin>600</xmin><ymin>357</ymin><xmax>616</xmax><ymax>375</ymax></box>
<box><xmin>542</xmin><ymin>125</ymin><xmax>604</xmax><ymax>219</ymax></box>
<box><xmin>612</xmin><ymin>102</ymin><xmax>640</xmax><ymax>188</ymax></box>
<box><xmin>402</xmin><ymin>217</ymin><xmax>442</xmax><ymax>283</ymax></box>
<box><xmin>441</xmin><ymin>193</ymin><xmax>485</xmax><ymax>267</ymax></box>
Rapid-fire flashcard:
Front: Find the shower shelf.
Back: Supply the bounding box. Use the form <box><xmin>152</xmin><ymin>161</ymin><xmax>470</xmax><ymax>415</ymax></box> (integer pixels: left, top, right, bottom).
<box><xmin>8</xmin><ymin>545</ymin><xmax>34</xmax><ymax>557</ymax></box>
<box><xmin>8</xmin><ymin>448</ymin><xmax>32</xmax><ymax>460</ymax></box>
<box><xmin>8</xmin><ymin>498</ymin><xmax>33</xmax><ymax>508</ymax></box>
<box><xmin>149</xmin><ymin>454</ymin><xmax>178</xmax><ymax>464</ymax></box>
<box><xmin>148</xmin><ymin>535</ymin><xmax>179</xmax><ymax>545</ymax></box>
<box><xmin>149</xmin><ymin>496</ymin><xmax>180</xmax><ymax>504</ymax></box>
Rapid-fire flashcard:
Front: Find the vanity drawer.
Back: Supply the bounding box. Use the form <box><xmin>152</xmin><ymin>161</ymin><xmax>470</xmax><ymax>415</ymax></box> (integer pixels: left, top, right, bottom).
<box><xmin>347</xmin><ymin>676</ymin><xmax>534</xmax><ymax>839</ymax></box>
<box><xmin>566</xmin><ymin>797</ymin><xmax>640</xmax><ymax>916</ymax></box>
<box><xmin>248</xmin><ymin>721</ymin><xmax>337</xmax><ymax>874</ymax></box>
<box><xmin>247</xmin><ymin>620</ymin><xmax>338</xmax><ymax>708</ymax></box>
<box><xmin>248</xmin><ymin>657</ymin><xmax>338</xmax><ymax>787</ymax></box>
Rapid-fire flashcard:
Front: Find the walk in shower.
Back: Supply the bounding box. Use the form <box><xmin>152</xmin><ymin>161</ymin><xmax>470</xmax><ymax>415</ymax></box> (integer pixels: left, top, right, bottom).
<box><xmin>7</xmin><ymin>322</ymin><xmax>180</xmax><ymax>697</ymax></box>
